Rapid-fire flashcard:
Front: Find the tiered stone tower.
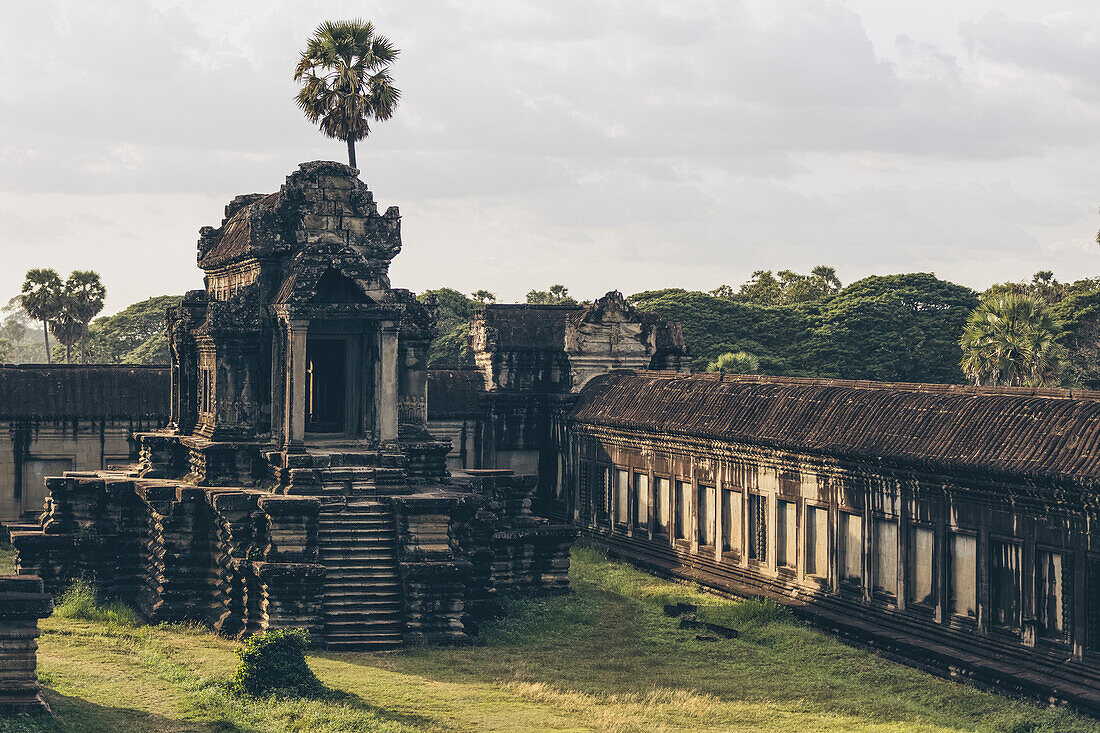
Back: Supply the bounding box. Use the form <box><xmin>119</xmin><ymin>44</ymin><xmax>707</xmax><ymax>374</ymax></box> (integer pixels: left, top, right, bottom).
<box><xmin>9</xmin><ymin>163</ymin><xmax>575</xmax><ymax>650</ymax></box>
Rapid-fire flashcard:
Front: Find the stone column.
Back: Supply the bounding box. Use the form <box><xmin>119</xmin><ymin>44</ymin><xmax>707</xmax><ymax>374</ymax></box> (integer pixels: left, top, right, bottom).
<box><xmin>0</xmin><ymin>576</ymin><xmax>53</xmax><ymax>714</ymax></box>
<box><xmin>284</xmin><ymin>319</ymin><xmax>309</xmax><ymax>450</ymax></box>
<box><xmin>378</xmin><ymin>324</ymin><xmax>399</xmax><ymax>442</ymax></box>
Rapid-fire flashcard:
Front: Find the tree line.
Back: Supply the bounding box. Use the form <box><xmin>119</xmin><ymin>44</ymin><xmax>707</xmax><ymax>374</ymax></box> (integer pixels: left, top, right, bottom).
<box><xmin>420</xmin><ymin>269</ymin><xmax>1100</xmax><ymax>390</ymax></box>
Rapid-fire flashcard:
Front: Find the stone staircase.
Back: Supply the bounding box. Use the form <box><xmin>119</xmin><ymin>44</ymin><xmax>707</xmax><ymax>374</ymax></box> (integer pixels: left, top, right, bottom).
<box><xmin>315</xmin><ymin>451</ymin><xmax>406</xmax><ymax>651</ymax></box>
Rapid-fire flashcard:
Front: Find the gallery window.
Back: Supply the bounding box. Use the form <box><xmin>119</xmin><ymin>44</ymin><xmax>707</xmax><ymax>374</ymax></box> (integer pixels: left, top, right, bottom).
<box><xmin>873</xmin><ymin>519</ymin><xmax>898</xmax><ymax>597</ymax></box>
<box><xmin>777</xmin><ymin>500</ymin><xmax>796</xmax><ymax>568</ymax></box>
<box><xmin>747</xmin><ymin>493</ymin><xmax>767</xmax><ymax>562</ymax></box>
<box><xmin>698</xmin><ymin>484</ymin><xmax>715</xmax><ymax>547</ymax></box>
<box><xmin>595</xmin><ymin>465</ymin><xmax>610</xmax><ymax>520</ymax></box>
<box><xmin>721</xmin><ymin>488</ymin><xmax>741</xmax><ymax>555</ymax></box>
<box><xmin>634</xmin><ymin>472</ymin><xmax>650</xmax><ymax>529</ymax></box>
<box><xmin>990</xmin><ymin>540</ymin><xmax>1022</xmax><ymax>631</ymax></box>
<box><xmin>839</xmin><ymin>512</ymin><xmax>863</xmax><ymax>584</ymax></box>
<box><xmin>805</xmin><ymin>505</ymin><xmax>828</xmax><ymax>577</ymax></box>
<box><xmin>1037</xmin><ymin>550</ymin><xmax>1070</xmax><ymax>642</ymax></box>
<box><xmin>674</xmin><ymin>480</ymin><xmax>690</xmax><ymax>541</ymax></box>
<box><xmin>576</xmin><ymin>459</ymin><xmax>589</xmax><ymax>517</ymax></box>
<box><xmin>949</xmin><ymin>533</ymin><xmax>977</xmax><ymax>619</ymax></box>
<box><xmin>655</xmin><ymin>477</ymin><xmax>671</xmax><ymax>536</ymax></box>
<box><xmin>907</xmin><ymin>526</ymin><xmax>935</xmax><ymax>607</ymax></box>
<box><xmin>615</xmin><ymin>469</ymin><xmax>629</xmax><ymax>525</ymax></box>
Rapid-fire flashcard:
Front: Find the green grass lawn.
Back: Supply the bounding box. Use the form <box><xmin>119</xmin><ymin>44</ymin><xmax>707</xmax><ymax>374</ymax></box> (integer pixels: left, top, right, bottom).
<box><xmin>0</xmin><ymin>542</ymin><xmax>1097</xmax><ymax>733</ymax></box>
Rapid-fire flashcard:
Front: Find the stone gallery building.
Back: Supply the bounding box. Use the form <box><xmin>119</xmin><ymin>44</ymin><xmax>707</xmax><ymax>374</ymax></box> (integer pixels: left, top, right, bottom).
<box><xmin>427</xmin><ymin>292</ymin><xmax>688</xmax><ymax>506</ymax></box>
<box><xmin>0</xmin><ymin>365</ymin><xmax>167</xmax><ymax>522</ymax></box>
<box><xmin>8</xmin><ymin>162</ymin><xmax>574</xmax><ymax>650</ymax></box>
<box><xmin>564</xmin><ymin>371</ymin><xmax>1100</xmax><ymax>710</ymax></box>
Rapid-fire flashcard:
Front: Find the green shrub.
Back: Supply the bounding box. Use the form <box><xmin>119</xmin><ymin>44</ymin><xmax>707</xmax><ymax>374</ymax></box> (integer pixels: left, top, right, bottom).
<box><xmin>53</xmin><ymin>579</ymin><xmax>142</xmax><ymax>627</ymax></box>
<box><xmin>229</xmin><ymin>628</ymin><xmax>323</xmax><ymax>698</ymax></box>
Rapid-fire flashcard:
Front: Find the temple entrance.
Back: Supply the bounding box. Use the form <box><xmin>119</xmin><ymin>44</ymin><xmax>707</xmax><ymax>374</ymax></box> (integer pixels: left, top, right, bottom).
<box><xmin>306</xmin><ymin>338</ymin><xmax>346</xmax><ymax>433</ymax></box>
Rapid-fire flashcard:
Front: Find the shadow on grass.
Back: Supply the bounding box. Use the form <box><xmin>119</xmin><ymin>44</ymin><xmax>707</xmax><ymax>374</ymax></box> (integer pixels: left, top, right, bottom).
<box><xmin>0</xmin><ymin>690</ymin><xmax>245</xmax><ymax>733</ymax></box>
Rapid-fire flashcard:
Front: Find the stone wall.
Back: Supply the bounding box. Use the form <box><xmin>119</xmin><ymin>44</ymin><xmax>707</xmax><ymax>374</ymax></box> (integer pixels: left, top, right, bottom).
<box><xmin>567</xmin><ymin>419</ymin><xmax>1100</xmax><ymax>713</ymax></box>
<box><xmin>0</xmin><ymin>365</ymin><xmax>169</xmax><ymax>523</ymax></box>
<box><xmin>0</xmin><ymin>575</ymin><xmax>52</xmax><ymax>714</ymax></box>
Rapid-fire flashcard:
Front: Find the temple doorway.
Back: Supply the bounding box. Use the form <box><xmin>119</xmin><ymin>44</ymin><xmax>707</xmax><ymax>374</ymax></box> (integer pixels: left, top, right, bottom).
<box><xmin>306</xmin><ymin>338</ymin><xmax>346</xmax><ymax>433</ymax></box>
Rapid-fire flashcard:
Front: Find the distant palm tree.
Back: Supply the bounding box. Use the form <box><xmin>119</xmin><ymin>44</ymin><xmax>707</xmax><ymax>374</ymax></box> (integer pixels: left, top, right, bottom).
<box><xmin>960</xmin><ymin>293</ymin><xmax>1066</xmax><ymax>387</ymax></box>
<box><xmin>294</xmin><ymin>19</ymin><xmax>401</xmax><ymax>169</ymax></box>
<box><xmin>63</xmin><ymin>270</ymin><xmax>106</xmax><ymax>363</ymax></box>
<box><xmin>20</xmin><ymin>268</ymin><xmax>63</xmax><ymax>364</ymax></box>
<box><xmin>706</xmin><ymin>351</ymin><xmax>761</xmax><ymax>375</ymax></box>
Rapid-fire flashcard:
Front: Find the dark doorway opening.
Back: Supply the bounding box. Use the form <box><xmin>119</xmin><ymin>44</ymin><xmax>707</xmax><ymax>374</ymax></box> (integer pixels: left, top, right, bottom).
<box><xmin>306</xmin><ymin>338</ymin><xmax>346</xmax><ymax>433</ymax></box>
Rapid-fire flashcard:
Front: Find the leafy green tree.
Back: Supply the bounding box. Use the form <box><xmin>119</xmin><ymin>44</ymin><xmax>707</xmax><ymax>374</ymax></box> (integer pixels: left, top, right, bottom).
<box><xmin>526</xmin><ymin>284</ymin><xmax>579</xmax><ymax>305</ymax></box>
<box><xmin>1053</xmin><ymin>287</ymin><xmax>1100</xmax><ymax>389</ymax></box>
<box><xmin>418</xmin><ymin>288</ymin><xmax>477</xmax><ymax>367</ymax></box>
<box><xmin>709</xmin><ymin>284</ymin><xmax>737</xmax><ymax>299</ymax></box>
<box><xmin>706</xmin><ymin>351</ymin><xmax>760</xmax><ymax>375</ymax></box>
<box><xmin>62</xmin><ymin>270</ymin><xmax>106</xmax><ymax>363</ymax></box>
<box><xmin>20</xmin><ymin>268</ymin><xmax>63</xmax><ymax>364</ymax></box>
<box><xmin>80</xmin><ymin>295</ymin><xmax>182</xmax><ymax>364</ymax></box>
<box><xmin>806</xmin><ymin>273</ymin><xmax>978</xmax><ymax>383</ymax></box>
<box><xmin>738</xmin><ymin>270</ymin><xmax>783</xmax><ymax>306</ymax></box>
<box><xmin>294</xmin><ymin>19</ymin><xmax>400</xmax><ymax>169</ymax></box>
<box><xmin>961</xmin><ymin>293</ymin><xmax>1067</xmax><ymax>387</ymax></box>
<box><xmin>471</xmin><ymin>290</ymin><xmax>496</xmax><ymax>304</ymax></box>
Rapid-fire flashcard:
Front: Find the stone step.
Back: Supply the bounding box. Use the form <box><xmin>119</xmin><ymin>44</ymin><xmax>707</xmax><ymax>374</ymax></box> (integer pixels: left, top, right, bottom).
<box><xmin>319</xmin><ymin>550</ymin><xmax>396</xmax><ymax>561</ymax></box>
<box><xmin>322</xmin><ymin>585</ymin><xmax>401</xmax><ymax>596</ymax></box>
<box><xmin>324</xmin><ymin>638</ymin><xmax>403</xmax><ymax>651</ymax></box>
<box><xmin>319</xmin><ymin>536</ymin><xmax>395</xmax><ymax>546</ymax></box>
<box><xmin>323</xmin><ymin>619</ymin><xmax>403</xmax><ymax>631</ymax></box>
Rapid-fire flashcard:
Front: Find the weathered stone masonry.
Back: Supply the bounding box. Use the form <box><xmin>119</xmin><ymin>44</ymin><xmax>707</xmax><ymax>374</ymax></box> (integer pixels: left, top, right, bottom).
<box><xmin>8</xmin><ymin>162</ymin><xmax>573</xmax><ymax>650</ymax></box>
<box><xmin>565</xmin><ymin>371</ymin><xmax>1100</xmax><ymax>712</ymax></box>
<box><xmin>0</xmin><ymin>365</ymin><xmax>168</xmax><ymax>522</ymax></box>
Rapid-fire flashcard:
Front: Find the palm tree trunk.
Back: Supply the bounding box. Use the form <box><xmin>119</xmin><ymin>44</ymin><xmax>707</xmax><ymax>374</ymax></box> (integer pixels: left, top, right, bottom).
<box><xmin>42</xmin><ymin>320</ymin><xmax>51</xmax><ymax>364</ymax></box>
<box><xmin>80</xmin><ymin>322</ymin><xmax>87</xmax><ymax>364</ymax></box>
<box><xmin>347</xmin><ymin>137</ymin><xmax>357</xmax><ymax>169</ymax></box>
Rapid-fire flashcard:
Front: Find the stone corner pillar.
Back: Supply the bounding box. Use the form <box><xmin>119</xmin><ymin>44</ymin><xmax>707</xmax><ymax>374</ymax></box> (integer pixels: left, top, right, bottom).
<box><xmin>0</xmin><ymin>575</ymin><xmax>54</xmax><ymax>715</ymax></box>
<box><xmin>283</xmin><ymin>319</ymin><xmax>310</xmax><ymax>451</ymax></box>
<box><xmin>378</xmin><ymin>324</ymin><xmax>400</xmax><ymax>442</ymax></box>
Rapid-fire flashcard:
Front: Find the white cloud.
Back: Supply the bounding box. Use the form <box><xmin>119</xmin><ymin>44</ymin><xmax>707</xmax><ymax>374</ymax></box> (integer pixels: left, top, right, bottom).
<box><xmin>0</xmin><ymin>0</ymin><xmax>1098</xmax><ymax>312</ymax></box>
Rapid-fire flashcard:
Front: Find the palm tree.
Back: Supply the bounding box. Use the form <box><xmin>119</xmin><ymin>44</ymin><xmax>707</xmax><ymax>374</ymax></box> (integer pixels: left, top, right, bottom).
<box><xmin>62</xmin><ymin>270</ymin><xmax>106</xmax><ymax>363</ymax></box>
<box><xmin>294</xmin><ymin>19</ymin><xmax>401</xmax><ymax>169</ymax></box>
<box><xmin>960</xmin><ymin>293</ymin><xmax>1067</xmax><ymax>387</ymax></box>
<box><xmin>20</xmin><ymin>268</ymin><xmax>63</xmax><ymax>364</ymax></box>
<box><xmin>706</xmin><ymin>351</ymin><xmax>761</xmax><ymax>375</ymax></box>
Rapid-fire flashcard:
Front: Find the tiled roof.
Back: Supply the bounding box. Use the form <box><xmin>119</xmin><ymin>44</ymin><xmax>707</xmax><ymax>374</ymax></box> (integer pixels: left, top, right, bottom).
<box><xmin>0</xmin><ymin>365</ymin><xmax>170</xmax><ymax>420</ymax></box>
<box><xmin>569</xmin><ymin>371</ymin><xmax>1100</xmax><ymax>483</ymax></box>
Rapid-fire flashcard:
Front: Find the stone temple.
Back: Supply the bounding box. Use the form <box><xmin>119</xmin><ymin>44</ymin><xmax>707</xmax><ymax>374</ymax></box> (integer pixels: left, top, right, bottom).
<box><xmin>8</xmin><ymin>162</ymin><xmax>581</xmax><ymax>650</ymax></box>
<box><xmin>9</xmin><ymin>161</ymin><xmax>1100</xmax><ymax>712</ymax></box>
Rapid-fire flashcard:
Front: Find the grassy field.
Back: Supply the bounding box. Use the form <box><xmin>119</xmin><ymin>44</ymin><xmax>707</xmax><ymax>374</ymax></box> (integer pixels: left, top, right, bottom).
<box><xmin>1</xmin><ymin>542</ymin><xmax>1097</xmax><ymax>733</ymax></box>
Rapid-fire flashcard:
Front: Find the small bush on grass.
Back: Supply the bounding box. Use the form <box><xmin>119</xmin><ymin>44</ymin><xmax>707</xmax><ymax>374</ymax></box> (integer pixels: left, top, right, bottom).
<box><xmin>230</xmin><ymin>628</ymin><xmax>324</xmax><ymax>698</ymax></box>
<box><xmin>53</xmin><ymin>579</ymin><xmax>143</xmax><ymax>627</ymax></box>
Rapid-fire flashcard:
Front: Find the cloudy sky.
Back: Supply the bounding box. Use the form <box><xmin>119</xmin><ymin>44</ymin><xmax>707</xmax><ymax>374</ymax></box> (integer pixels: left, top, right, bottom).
<box><xmin>1</xmin><ymin>0</ymin><xmax>1098</xmax><ymax>313</ymax></box>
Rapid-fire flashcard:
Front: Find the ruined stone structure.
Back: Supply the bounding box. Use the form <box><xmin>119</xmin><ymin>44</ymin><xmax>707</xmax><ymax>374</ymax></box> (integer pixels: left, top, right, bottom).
<box><xmin>8</xmin><ymin>162</ymin><xmax>573</xmax><ymax>650</ymax></box>
<box><xmin>427</xmin><ymin>293</ymin><xmax>688</xmax><ymax>509</ymax></box>
<box><xmin>566</xmin><ymin>371</ymin><xmax>1100</xmax><ymax>711</ymax></box>
<box><xmin>0</xmin><ymin>575</ymin><xmax>52</xmax><ymax>714</ymax></box>
<box><xmin>0</xmin><ymin>366</ymin><xmax>168</xmax><ymax>522</ymax></box>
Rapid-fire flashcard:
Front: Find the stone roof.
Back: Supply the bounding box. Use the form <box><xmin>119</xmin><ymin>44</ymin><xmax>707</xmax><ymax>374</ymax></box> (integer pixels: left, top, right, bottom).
<box><xmin>427</xmin><ymin>370</ymin><xmax>486</xmax><ymax>418</ymax></box>
<box><xmin>569</xmin><ymin>371</ymin><xmax>1100</xmax><ymax>484</ymax></box>
<box><xmin>474</xmin><ymin>304</ymin><xmax>587</xmax><ymax>351</ymax></box>
<box><xmin>0</xmin><ymin>365</ymin><xmax>170</xmax><ymax>420</ymax></box>
<box><xmin>195</xmin><ymin>161</ymin><xmax>400</xmax><ymax>272</ymax></box>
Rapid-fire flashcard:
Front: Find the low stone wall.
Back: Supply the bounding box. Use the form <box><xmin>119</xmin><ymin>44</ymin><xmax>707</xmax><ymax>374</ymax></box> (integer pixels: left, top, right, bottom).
<box><xmin>0</xmin><ymin>575</ymin><xmax>52</xmax><ymax>714</ymax></box>
<box><xmin>7</xmin><ymin>473</ymin><xmax>325</xmax><ymax>636</ymax></box>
